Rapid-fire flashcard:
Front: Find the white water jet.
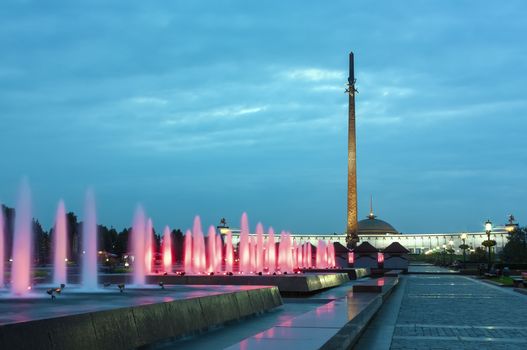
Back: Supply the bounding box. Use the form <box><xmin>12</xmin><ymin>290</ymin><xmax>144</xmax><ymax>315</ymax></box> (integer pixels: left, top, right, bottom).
<box><xmin>225</xmin><ymin>230</ymin><xmax>233</xmax><ymax>273</ymax></box>
<box><xmin>184</xmin><ymin>229</ymin><xmax>193</xmax><ymax>274</ymax></box>
<box><xmin>53</xmin><ymin>200</ymin><xmax>67</xmax><ymax>285</ymax></box>
<box><xmin>0</xmin><ymin>203</ymin><xmax>4</xmax><ymax>288</ymax></box>
<box><xmin>239</xmin><ymin>213</ymin><xmax>250</xmax><ymax>274</ymax></box>
<box><xmin>162</xmin><ymin>226</ymin><xmax>172</xmax><ymax>273</ymax></box>
<box><xmin>215</xmin><ymin>233</ymin><xmax>222</xmax><ymax>273</ymax></box>
<box><xmin>207</xmin><ymin>226</ymin><xmax>216</xmax><ymax>273</ymax></box>
<box><xmin>82</xmin><ymin>189</ymin><xmax>98</xmax><ymax>289</ymax></box>
<box><xmin>255</xmin><ymin>223</ymin><xmax>264</xmax><ymax>273</ymax></box>
<box><xmin>145</xmin><ymin>218</ymin><xmax>154</xmax><ymax>274</ymax></box>
<box><xmin>267</xmin><ymin>228</ymin><xmax>276</xmax><ymax>272</ymax></box>
<box><xmin>131</xmin><ymin>205</ymin><xmax>146</xmax><ymax>285</ymax></box>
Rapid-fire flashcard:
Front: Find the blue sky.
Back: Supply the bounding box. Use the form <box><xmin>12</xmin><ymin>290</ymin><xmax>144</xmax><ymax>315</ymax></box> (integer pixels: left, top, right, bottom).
<box><xmin>1</xmin><ymin>1</ymin><xmax>526</xmax><ymax>234</ymax></box>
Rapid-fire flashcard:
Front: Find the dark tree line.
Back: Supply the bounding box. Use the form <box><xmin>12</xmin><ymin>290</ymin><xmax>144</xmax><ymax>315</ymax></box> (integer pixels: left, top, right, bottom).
<box><xmin>1</xmin><ymin>204</ymin><xmax>186</xmax><ymax>265</ymax></box>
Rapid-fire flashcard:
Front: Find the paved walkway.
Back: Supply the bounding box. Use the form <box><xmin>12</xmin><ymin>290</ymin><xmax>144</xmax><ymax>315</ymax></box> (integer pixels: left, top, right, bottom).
<box><xmin>359</xmin><ymin>275</ymin><xmax>527</xmax><ymax>350</ymax></box>
<box><xmin>408</xmin><ymin>263</ymin><xmax>459</xmax><ymax>274</ymax></box>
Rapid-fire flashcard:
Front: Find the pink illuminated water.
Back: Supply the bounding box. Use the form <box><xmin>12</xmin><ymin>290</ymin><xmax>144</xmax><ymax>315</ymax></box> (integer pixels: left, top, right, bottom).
<box><xmin>0</xmin><ymin>204</ymin><xmax>4</xmax><ymax>288</ymax></box>
<box><xmin>239</xmin><ymin>213</ymin><xmax>250</xmax><ymax>274</ymax></box>
<box><xmin>255</xmin><ymin>223</ymin><xmax>264</xmax><ymax>273</ymax></box>
<box><xmin>192</xmin><ymin>216</ymin><xmax>206</xmax><ymax>273</ymax></box>
<box><xmin>316</xmin><ymin>240</ymin><xmax>326</xmax><ymax>268</ymax></box>
<box><xmin>131</xmin><ymin>206</ymin><xmax>146</xmax><ymax>285</ymax></box>
<box><xmin>162</xmin><ymin>226</ymin><xmax>172</xmax><ymax>273</ymax></box>
<box><xmin>278</xmin><ymin>231</ymin><xmax>287</xmax><ymax>272</ymax></box>
<box><xmin>176</xmin><ymin>212</ymin><xmax>338</xmax><ymax>275</ymax></box>
<box><xmin>327</xmin><ymin>242</ymin><xmax>335</xmax><ymax>267</ymax></box>
<box><xmin>53</xmin><ymin>200</ymin><xmax>67</xmax><ymax>285</ymax></box>
<box><xmin>225</xmin><ymin>230</ymin><xmax>233</xmax><ymax>273</ymax></box>
<box><xmin>184</xmin><ymin>229</ymin><xmax>193</xmax><ymax>273</ymax></box>
<box><xmin>11</xmin><ymin>180</ymin><xmax>32</xmax><ymax>295</ymax></box>
<box><xmin>215</xmin><ymin>233</ymin><xmax>222</xmax><ymax>272</ymax></box>
<box><xmin>82</xmin><ymin>189</ymin><xmax>98</xmax><ymax>289</ymax></box>
<box><xmin>253</xmin><ymin>236</ymin><xmax>257</xmax><ymax>273</ymax></box>
<box><xmin>207</xmin><ymin>226</ymin><xmax>216</xmax><ymax>273</ymax></box>
<box><xmin>307</xmin><ymin>243</ymin><xmax>312</xmax><ymax>268</ymax></box>
<box><xmin>145</xmin><ymin>218</ymin><xmax>154</xmax><ymax>274</ymax></box>
<box><xmin>267</xmin><ymin>228</ymin><xmax>276</xmax><ymax>272</ymax></box>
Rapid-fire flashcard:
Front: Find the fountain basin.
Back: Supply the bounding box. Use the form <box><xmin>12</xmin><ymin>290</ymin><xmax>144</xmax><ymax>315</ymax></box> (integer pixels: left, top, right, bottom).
<box><xmin>99</xmin><ymin>272</ymin><xmax>351</xmax><ymax>294</ymax></box>
<box><xmin>0</xmin><ymin>285</ymin><xmax>281</xmax><ymax>350</ymax></box>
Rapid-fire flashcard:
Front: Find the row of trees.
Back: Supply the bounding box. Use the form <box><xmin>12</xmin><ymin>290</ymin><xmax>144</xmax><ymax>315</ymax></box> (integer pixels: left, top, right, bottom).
<box><xmin>1</xmin><ymin>205</ymin><xmax>186</xmax><ymax>265</ymax></box>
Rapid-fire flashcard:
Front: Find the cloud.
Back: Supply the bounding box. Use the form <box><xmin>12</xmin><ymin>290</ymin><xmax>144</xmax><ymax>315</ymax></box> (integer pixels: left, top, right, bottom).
<box><xmin>282</xmin><ymin>68</ymin><xmax>345</xmax><ymax>82</ymax></box>
<box><xmin>129</xmin><ymin>96</ymin><xmax>168</xmax><ymax>106</ymax></box>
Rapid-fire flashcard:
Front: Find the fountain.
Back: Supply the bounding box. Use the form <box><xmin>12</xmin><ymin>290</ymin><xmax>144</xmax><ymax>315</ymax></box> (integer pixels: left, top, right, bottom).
<box><xmin>81</xmin><ymin>189</ymin><xmax>98</xmax><ymax>289</ymax></box>
<box><xmin>239</xmin><ymin>213</ymin><xmax>250</xmax><ymax>274</ymax></box>
<box><xmin>162</xmin><ymin>226</ymin><xmax>172</xmax><ymax>273</ymax></box>
<box><xmin>207</xmin><ymin>226</ymin><xmax>216</xmax><ymax>273</ymax></box>
<box><xmin>53</xmin><ymin>200</ymin><xmax>67</xmax><ymax>285</ymax></box>
<box><xmin>192</xmin><ymin>216</ymin><xmax>206</xmax><ymax>273</ymax></box>
<box><xmin>267</xmin><ymin>228</ymin><xmax>276</xmax><ymax>272</ymax></box>
<box><xmin>0</xmin><ymin>204</ymin><xmax>4</xmax><ymax>288</ymax></box>
<box><xmin>11</xmin><ymin>180</ymin><xmax>32</xmax><ymax>295</ymax></box>
<box><xmin>215</xmin><ymin>233</ymin><xmax>222</xmax><ymax>272</ymax></box>
<box><xmin>145</xmin><ymin>218</ymin><xmax>154</xmax><ymax>274</ymax></box>
<box><xmin>131</xmin><ymin>206</ymin><xmax>146</xmax><ymax>285</ymax></box>
<box><xmin>225</xmin><ymin>230</ymin><xmax>233</xmax><ymax>273</ymax></box>
<box><xmin>255</xmin><ymin>223</ymin><xmax>264</xmax><ymax>273</ymax></box>
<box><xmin>184</xmin><ymin>229</ymin><xmax>193</xmax><ymax>273</ymax></box>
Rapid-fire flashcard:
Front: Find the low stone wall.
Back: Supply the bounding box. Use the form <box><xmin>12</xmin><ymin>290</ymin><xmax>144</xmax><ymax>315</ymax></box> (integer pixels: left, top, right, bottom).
<box><xmin>100</xmin><ymin>273</ymin><xmax>350</xmax><ymax>294</ymax></box>
<box><xmin>0</xmin><ymin>287</ymin><xmax>282</xmax><ymax>350</ymax></box>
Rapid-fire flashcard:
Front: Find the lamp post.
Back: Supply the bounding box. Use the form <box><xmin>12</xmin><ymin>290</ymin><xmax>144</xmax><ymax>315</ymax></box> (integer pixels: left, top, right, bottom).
<box><xmin>484</xmin><ymin>220</ymin><xmax>493</xmax><ymax>271</ymax></box>
<box><xmin>459</xmin><ymin>233</ymin><xmax>468</xmax><ymax>268</ymax></box>
<box><xmin>442</xmin><ymin>244</ymin><xmax>446</xmax><ymax>266</ymax></box>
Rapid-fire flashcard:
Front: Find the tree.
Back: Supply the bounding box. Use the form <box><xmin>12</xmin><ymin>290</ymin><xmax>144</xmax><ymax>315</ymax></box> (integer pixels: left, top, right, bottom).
<box><xmin>500</xmin><ymin>227</ymin><xmax>527</xmax><ymax>263</ymax></box>
<box><xmin>469</xmin><ymin>247</ymin><xmax>487</xmax><ymax>263</ymax></box>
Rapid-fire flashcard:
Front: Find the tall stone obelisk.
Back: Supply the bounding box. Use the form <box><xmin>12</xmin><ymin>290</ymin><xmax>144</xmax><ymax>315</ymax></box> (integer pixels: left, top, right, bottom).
<box><xmin>346</xmin><ymin>52</ymin><xmax>359</xmax><ymax>249</ymax></box>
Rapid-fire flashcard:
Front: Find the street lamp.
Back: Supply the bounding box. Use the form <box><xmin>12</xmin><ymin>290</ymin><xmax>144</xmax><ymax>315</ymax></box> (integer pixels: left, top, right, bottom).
<box><xmin>442</xmin><ymin>244</ymin><xmax>447</xmax><ymax>266</ymax></box>
<box><xmin>459</xmin><ymin>233</ymin><xmax>468</xmax><ymax>268</ymax></box>
<box><xmin>482</xmin><ymin>219</ymin><xmax>495</xmax><ymax>271</ymax></box>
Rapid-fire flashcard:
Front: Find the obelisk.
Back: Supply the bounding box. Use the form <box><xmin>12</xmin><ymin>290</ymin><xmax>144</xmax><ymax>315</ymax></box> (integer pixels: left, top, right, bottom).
<box><xmin>346</xmin><ymin>52</ymin><xmax>359</xmax><ymax>249</ymax></box>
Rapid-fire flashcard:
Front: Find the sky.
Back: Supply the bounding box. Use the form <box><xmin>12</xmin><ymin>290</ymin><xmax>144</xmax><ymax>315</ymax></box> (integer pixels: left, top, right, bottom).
<box><xmin>1</xmin><ymin>0</ymin><xmax>526</xmax><ymax>234</ymax></box>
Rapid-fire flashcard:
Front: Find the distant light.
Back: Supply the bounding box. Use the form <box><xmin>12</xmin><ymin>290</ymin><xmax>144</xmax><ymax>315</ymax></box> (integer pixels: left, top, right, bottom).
<box><xmin>64</xmin><ymin>258</ymin><xmax>68</xmax><ymax>262</ymax></box>
<box><xmin>460</xmin><ymin>233</ymin><xmax>468</xmax><ymax>240</ymax></box>
<box><xmin>105</xmin><ymin>258</ymin><xmax>109</xmax><ymax>262</ymax></box>
<box><xmin>27</xmin><ymin>286</ymin><xmax>32</xmax><ymax>290</ymax></box>
<box><xmin>9</xmin><ymin>258</ymin><xmax>13</xmax><ymax>262</ymax></box>
<box><xmin>82</xmin><ymin>250</ymin><xmax>86</xmax><ymax>254</ymax></box>
<box><xmin>124</xmin><ymin>262</ymin><xmax>129</xmax><ymax>267</ymax></box>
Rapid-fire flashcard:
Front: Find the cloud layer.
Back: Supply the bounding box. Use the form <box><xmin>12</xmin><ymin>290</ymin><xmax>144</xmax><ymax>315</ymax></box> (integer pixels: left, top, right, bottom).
<box><xmin>0</xmin><ymin>0</ymin><xmax>526</xmax><ymax>233</ymax></box>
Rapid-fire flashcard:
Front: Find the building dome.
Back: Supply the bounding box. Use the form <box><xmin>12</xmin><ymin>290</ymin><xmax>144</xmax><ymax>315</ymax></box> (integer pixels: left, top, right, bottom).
<box><xmin>357</xmin><ymin>203</ymin><xmax>399</xmax><ymax>235</ymax></box>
